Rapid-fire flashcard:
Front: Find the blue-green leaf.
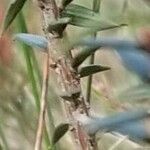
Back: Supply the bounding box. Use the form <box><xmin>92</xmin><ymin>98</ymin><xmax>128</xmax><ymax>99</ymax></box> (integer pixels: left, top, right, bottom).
<box><xmin>83</xmin><ymin>109</ymin><xmax>150</xmax><ymax>135</ymax></box>
<box><xmin>14</xmin><ymin>33</ymin><xmax>48</xmax><ymax>50</ymax></box>
<box><xmin>79</xmin><ymin>36</ymin><xmax>138</xmax><ymax>49</ymax></box>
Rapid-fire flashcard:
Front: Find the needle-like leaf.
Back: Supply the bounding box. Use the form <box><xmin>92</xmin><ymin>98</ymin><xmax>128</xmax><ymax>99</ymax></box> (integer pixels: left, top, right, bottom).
<box><xmin>78</xmin><ymin>64</ymin><xmax>110</xmax><ymax>78</ymax></box>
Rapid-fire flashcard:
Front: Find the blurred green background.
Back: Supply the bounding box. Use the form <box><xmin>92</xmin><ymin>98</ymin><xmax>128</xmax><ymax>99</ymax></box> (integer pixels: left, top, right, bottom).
<box><xmin>0</xmin><ymin>0</ymin><xmax>150</xmax><ymax>149</ymax></box>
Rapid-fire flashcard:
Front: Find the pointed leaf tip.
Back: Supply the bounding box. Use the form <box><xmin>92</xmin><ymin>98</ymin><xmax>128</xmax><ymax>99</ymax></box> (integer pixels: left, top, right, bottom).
<box><xmin>14</xmin><ymin>33</ymin><xmax>48</xmax><ymax>50</ymax></box>
<box><xmin>52</xmin><ymin>123</ymin><xmax>69</xmax><ymax>145</ymax></box>
<box><xmin>62</xmin><ymin>4</ymin><xmax>126</xmax><ymax>31</ymax></box>
<box><xmin>2</xmin><ymin>0</ymin><xmax>27</xmax><ymax>34</ymax></box>
<box><xmin>78</xmin><ymin>64</ymin><xmax>110</xmax><ymax>78</ymax></box>
<box><xmin>72</xmin><ymin>47</ymin><xmax>99</xmax><ymax>68</ymax></box>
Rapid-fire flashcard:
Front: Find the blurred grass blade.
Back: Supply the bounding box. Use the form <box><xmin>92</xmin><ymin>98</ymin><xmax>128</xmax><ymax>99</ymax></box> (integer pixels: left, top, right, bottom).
<box><xmin>122</xmin><ymin>0</ymin><xmax>128</xmax><ymax>15</ymax></box>
<box><xmin>93</xmin><ymin>0</ymin><xmax>101</xmax><ymax>13</ymax></box>
<box><xmin>62</xmin><ymin>4</ymin><xmax>120</xmax><ymax>30</ymax></box>
<box><xmin>16</xmin><ymin>12</ymin><xmax>52</xmax><ymax>149</ymax></box>
<box><xmin>52</xmin><ymin>123</ymin><xmax>69</xmax><ymax>145</ymax></box>
<box><xmin>15</xmin><ymin>13</ymin><xmax>40</xmax><ymax>109</ymax></box>
<box><xmin>17</xmin><ymin>12</ymin><xmax>42</xmax><ymax>87</ymax></box>
<box><xmin>117</xmin><ymin>84</ymin><xmax>150</xmax><ymax>102</ymax></box>
<box><xmin>78</xmin><ymin>64</ymin><xmax>110</xmax><ymax>78</ymax></box>
<box><xmin>2</xmin><ymin>0</ymin><xmax>27</xmax><ymax>34</ymax></box>
<box><xmin>14</xmin><ymin>33</ymin><xmax>48</xmax><ymax>50</ymax></box>
<box><xmin>0</xmin><ymin>123</ymin><xmax>9</xmax><ymax>150</ymax></box>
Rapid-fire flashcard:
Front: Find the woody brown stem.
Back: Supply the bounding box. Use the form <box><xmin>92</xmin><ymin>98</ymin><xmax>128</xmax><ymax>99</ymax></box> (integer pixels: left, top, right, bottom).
<box><xmin>35</xmin><ymin>0</ymin><xmax>93</xmax><ymax>149</ymax></box>
<box><xmin>34</xmin><ymin>52</ymin><xmax>49</xmax><ymax>150</ymax></box>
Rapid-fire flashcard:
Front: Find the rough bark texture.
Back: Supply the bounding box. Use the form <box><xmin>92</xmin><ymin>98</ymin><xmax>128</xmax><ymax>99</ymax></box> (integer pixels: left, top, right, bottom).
<box><xmin>36</xmin><ymin>0</ymin><xmax>93</xmax><ymax>149</ymax></box>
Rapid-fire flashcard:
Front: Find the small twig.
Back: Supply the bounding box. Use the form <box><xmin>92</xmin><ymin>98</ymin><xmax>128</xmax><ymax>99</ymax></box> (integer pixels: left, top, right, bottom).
<box><xmin>34</xmin><ymin>52</ymin><xmax>50</xmax><ymax>150</ymax></box>
<box><xmin>86</xmin><ymin>55</ymin><xmax>95</xmax><ymax>104</ymax></box>
<box><xmin>86</xmin><ymin>1</ymin><xmax>101</xmax><ymax>149</ymax></box>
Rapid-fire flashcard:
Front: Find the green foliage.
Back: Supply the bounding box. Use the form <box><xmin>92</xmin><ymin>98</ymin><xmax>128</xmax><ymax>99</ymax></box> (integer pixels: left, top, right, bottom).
<box><xmin>1</xmin><ymin>0</ymin><xmax>150</xmax><ymax>149</ymax></box>
<box><xmin>78</xmin><ymin>64</ymin><xmax>110</xmax><ymax>78</ymax></box>
<box><xmin>62</xmin><ymin>0</ymin><xmax>73</xmax><ymax>8</ymax></box>
<box><xmin>2</xmin><ymin>0</ymin><xmax>27</xmax><ymax>34</ymax></box>
<box><xmin>15</xmin><ymin>12</ymin><xmax>41</xmax><ymax>110</ymax></box>
<box><xmin>52</xmin><ymin>123</ymin><xmax>69</xmax><ymax>145</ymax></box>
<box><xmin>47</xmin><ymin>17</ymin><xmax>71</xmax><ymax>37</ymax></box>
<box><xmin>62</xmin><ymin>4</ymin><xmax>120</xmax><ymax>30</ymax></box>
<box><xmin>15</xmin><ymin>12</ymin><xmax>52</xmax><ymax>149</ymax></box>
<box><xmin>72</xmin><ymin>47</ymin><xmax>99</xmax><ymax>68</ymax></box>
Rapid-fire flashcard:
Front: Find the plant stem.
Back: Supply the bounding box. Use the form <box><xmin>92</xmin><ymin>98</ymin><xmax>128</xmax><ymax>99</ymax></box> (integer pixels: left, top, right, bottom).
<box><xmin>86</xmin><ymin>0</ymin><xmax>101</xmax><ymax>104</ymax></box>
<box><xmin>34</xmin><ymin>52</ymin><xmax>49</xmax><ymax>150</ymax></box>
<box><xmin>36</xmin><ymin>0</ymin><xmax>93</xmax><ymax>149</ymax></box>
<box><xmin>86</xmin><ymin>1</ymin><xmax>101</xmax><ymax>149</ymax></box>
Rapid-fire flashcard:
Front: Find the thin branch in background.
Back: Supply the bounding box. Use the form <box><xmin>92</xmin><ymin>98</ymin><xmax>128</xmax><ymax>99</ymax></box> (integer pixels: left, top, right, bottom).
<box><xmin>34</xmin><ymin>52</ymin><xmax>50</xmax><ymax>150</ymax></box>
<box><xmin>86</xmin><ymin>55</ymin><xmax>94</xmax><ymax>104</ymax></box>
<box><xmin>86</xmin><ymin>0</ymin><xmax>101</xmax><ymax>104</ymax></box>
<box><xmin>86</xmin><ymin>1</ymin><xmax>101</xmax><ymax>149</ymax></box>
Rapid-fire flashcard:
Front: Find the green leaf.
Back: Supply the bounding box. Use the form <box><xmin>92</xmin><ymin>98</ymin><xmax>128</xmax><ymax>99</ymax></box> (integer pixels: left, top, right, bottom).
<box><xmin>47</xmin><ymin>17</ymin><xmax>71</xmax><ymax>37</ymax></box>
<box><xmin>72</xmin><ymin>47</ymin><xmax>98</xmax><ymax>68</ymax></box>
<box><xmin>52</xmin><ymin>123</ymin><xmax>69</xmax><ymax>145</ymax></box>
<box><xmin>59</xmin><ymin>93</ymin><xmax>74</xmax><ymax>101</ymax></box>
<box><xmin>59</xmin><ymin>89</ymin><xmax>80</xmax><ymax>101</ymax></box>
<box><xmin>62</xmin><ymin>0</ymin><xmax>73</xmax><ymax>7</ymax></box>
<box><xmin>78</xmin><ymin>64</ymin><xmax>110</xmax><ymax>78</ymax></box>
<box><xmin>14</xmin><ymin>33</ymin><xmax>48</xmax><ymax>50</ymax></box>
<box><xmin>62</xmin><ymin>4</ymin><xmax>124</xmax><ymax>30</ymax></box>
<box><xmin>2</xmin><ymin>0</ymin><xmax>27</xmax><ymax>34</ymax></box>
